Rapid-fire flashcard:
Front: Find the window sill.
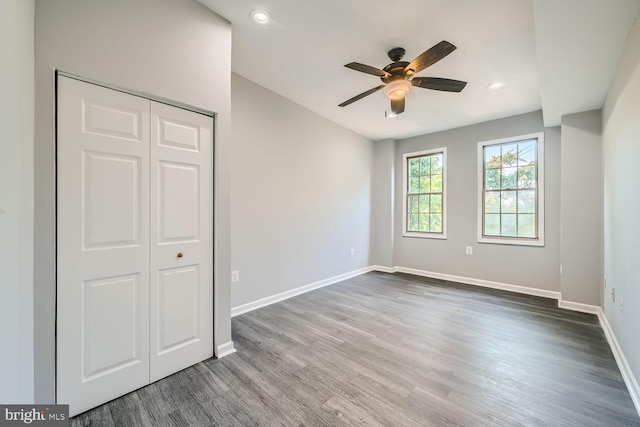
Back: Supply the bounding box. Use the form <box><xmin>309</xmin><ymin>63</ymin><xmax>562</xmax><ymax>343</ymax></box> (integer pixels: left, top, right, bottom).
<box><xmin>403</xmin><ymin>231</ymin><xmax>447</xmax><ymax>240</ymax></box>
<box><xmin>478</xmin><ymin>236</ymin><xmax>544</xmax><ymax>247</ymax></box>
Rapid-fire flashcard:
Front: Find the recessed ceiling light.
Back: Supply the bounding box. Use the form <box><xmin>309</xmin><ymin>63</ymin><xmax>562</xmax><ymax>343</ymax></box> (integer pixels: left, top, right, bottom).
<box><xmin>487</xmin><ymin>81</ymin><xmax>506</xmax><ymax>91</ymax></box>
<box><xmin>250</xmin><ymin>9</ymin><xmax>271</xmax><ymax>24</ymax></box>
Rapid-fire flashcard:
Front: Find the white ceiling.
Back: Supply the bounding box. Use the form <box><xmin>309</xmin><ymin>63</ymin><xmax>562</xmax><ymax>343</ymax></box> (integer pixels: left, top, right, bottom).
<box><xmin>533</xmin><ymin>0</ymin><xmax>640</xmax><ymax>127</ymax></box>
<box><xmin>199</xmin><ymin>0</ymin><xmax>639</xmax><ymax>141</ymax></box>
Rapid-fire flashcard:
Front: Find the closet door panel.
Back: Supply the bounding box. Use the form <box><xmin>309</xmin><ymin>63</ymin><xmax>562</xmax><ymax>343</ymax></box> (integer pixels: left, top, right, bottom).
<box><xmin>150</xmin><ymin>102</ymin><xmax>214</xmax><ymax>382</ymax></box>
<box><xmin>57</xmin><ymin>76</ymin><xmax>151</xmax><ymax>417</ymax></box>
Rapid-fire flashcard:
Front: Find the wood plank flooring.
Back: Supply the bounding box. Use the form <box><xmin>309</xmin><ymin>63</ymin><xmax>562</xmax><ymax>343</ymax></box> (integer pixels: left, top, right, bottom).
<box><xmin>72</xmin><ymin>272</ymin><xmax>640</xmax><ymax>426</ymax></box>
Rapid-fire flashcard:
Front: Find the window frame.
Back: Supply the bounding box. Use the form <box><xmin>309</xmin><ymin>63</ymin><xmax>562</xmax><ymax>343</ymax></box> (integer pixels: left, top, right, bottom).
<box><xmin>477</xmin><ymin>132</ymin><xmax>545</xmax><ymax>247</ymax></box>
<box><xmin>402</xmin><ymin>147</ymin><xmax>448</xmax><ymax>239</ymax></box>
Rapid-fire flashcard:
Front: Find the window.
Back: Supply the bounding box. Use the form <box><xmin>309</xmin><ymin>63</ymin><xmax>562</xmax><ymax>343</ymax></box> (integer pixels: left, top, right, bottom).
<box><xmin>403</xmin><ymin>148</ymin><xmax>447</xmax><ymax>239</ymax></box>
<box><xmin>477</xmin><ymin>133</ymin><xmax>544</xmax><ymax>246</ymax></box>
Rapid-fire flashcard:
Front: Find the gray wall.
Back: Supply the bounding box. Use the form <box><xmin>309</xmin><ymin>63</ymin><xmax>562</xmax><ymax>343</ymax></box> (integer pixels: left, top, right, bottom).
<box><xmin>602</xmin><ymin>12</ymin><xmax>640</xmax><ymax>396</ymax></box>
<box><xmin>0</xmin><ymin>0</ymin><xmax>34</xmax><ymax>403</ymax></box>
<box><xmin>392</xmin><ymin>111</ymin><xmax>561</xmax><ymax>292</ymax></box>
<box><xmin>230</xmin><ymin>74</ymin><xmax>373</xmax><ymax>308</ymax></box>
<box><xmin>560</xmin><ymin>110</ymin><xmax>602</xmax><ymax>306</ymax></box>
<box><xmin>34</xmin><ymin>0</ymin><xmax>232</xmax><ymax>402</ymax></box>
<box><xmin>371</xmin><ymin>139</ymin><xmax>395</xmax><ymax>267</ymax></box>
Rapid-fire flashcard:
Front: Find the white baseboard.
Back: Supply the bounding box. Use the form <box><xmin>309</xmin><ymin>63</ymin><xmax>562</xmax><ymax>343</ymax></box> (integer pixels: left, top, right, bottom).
<box><xmin>558</xmin><ymin>299</ymin><xmax>601</xmax><ymax>314</ymax></box>
<box><xmin>598</xmin><ymin>310</ymin><xmax>640</xmax><ymax>416</ymax></box>
<box><xmin>388</xmin><ymin>266</ymin><xmax>561</xmax><ymax>300</ymax></box>
<box><xmin>230</xmin><ymin>266</ymin><xmax>374</xmax><ymax>317</ymax></box>
<box><xmin>215</xmin><ymin>341</ymin><xmax>236</xmax><ymax>358</ymax></box>
<box><xmin>233</xmin><ymin>265</ymin><xmax>561</xmax><ymax>318</ymax></box>
<box><xmin>375</xmin><ymin>266</ymin><xmax>608</xmax><ymax>317</ymax></box>
<box><xmin>371</xmin><ymin>265</ymin><xmax>397</xmax><ymax>273</ymax></box>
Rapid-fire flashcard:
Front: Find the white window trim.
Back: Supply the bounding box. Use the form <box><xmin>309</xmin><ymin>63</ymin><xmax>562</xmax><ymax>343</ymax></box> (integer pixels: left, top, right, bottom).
<box><xmin>402</xmin><ymin>147</ymin><xmax>448</xmax><ymax>239</ymax></box>
<box><xmin>476</xmin><ymin>132</ymin><xmax>545</xmax><ymax>247</ymax></box>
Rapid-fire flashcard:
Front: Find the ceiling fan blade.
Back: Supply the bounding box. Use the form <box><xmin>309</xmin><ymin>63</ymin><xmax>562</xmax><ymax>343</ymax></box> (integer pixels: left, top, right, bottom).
<box><xmin>405</xmin><ymin>41</ymin><xmax>457</xmax><ymax>75</ymax></box>
<box><xmin>391</xmin><ymin>97</ymin><xmax>405</xmax><ymax>114</ymax></box>
<box><xmin>338</xmin><ymin>85</ymin><xmax>385</xmax><ymax>107</ymax></box>
<box><xmin>412</xmin><ymin>77</ymin><xmax>467</xmax><ymax>92</ymax></box>
<box><xmin>344</xmin><ymin>62</ymin><xmax>390</xmax><ymax>78</ymax></box>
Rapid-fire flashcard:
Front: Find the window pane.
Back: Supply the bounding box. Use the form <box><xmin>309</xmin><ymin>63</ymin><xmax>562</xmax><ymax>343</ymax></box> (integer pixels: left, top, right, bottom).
<box><xmin>409</xmin><ymin>177</ymin><xmax>420</xmax><ymax>194</ymax></box>
<box><xmin>501</xmin><ymin>214</ymin><xmax>517</xmax><ymax>236</ymax></box>
<box><xmin>405</xmin><ymin>150</ymin><xmax>446</xmax><ymax>236</ymax></box>
<box><xmin>501</xmin><ymin>190</ymin><xmax>517</xmax><ymax>213</ymax></box>
<box><xmin>485</xmin><ymin>169</ymin><xmax>500</xmax><ymax>190</ymax></box>
<box><xmin>501</xmin><ymin>167</ymin><xmax>517</xmax><ymax>189</ymax></box>
<box><xmin>420</xmin><ymin>176</ymin><xmax>431</xmax><ymax>193</ymax></box>
<box><xmin>518</xmin><ymin>214</ymin><xmax>536</xmax><ymax>238</ymax></box>
<box><xmin>517</xmin><ymin>190</ymin><xmax>536</xmax><ymax>213</ymax></box>
<box><xmin>485</xmin><ymin>214</ymin><xmax>500</xmax><ymax>235</ymax></box>
<box><xmin>409</xmin><ymin>158</ymin><xmax>420</xmax><ymax>177</ymax></box>
<box><xmin>485</xmin><ymin>145</ymin><xmax>501</xmax><ymax>168</ymax></box>
<box><xmin>419</xmin><ymin>195</ymin><xmax>430</xmax><ymax>212</ymax></box>
<box><xmin>518</xmin><ymin>141</ymin><xmax>536</xmax><ymax>166</ymax></box>
<box><xmin>518</xmin><ymin>166</ymin><xmax>536</xmax><ymax>189</ymax></box>
<box><xmin>485</xmin><ymin>192</ymin><xmax>500</xmax><ymax>213</ymax></box>
<box><xmin>408</xmin><ymin>195</ymin><xmax>419</xmax><ymax>212</ymax></box>
<box><xmin>419</xmin><ymin>213</ymin><xmax>430</xmax><ymax>232</ymax></box>
<box><xmin>430</xmin><ymin>214</ymin><xmax>442</xmax><ymax>233</ymax></box>
<box><xmin>431</xmin><ymin>154</ymin><xmax>443</xmax><ymax>174</ymax></box>
<box><xmin>480</xmin><ymin>138</ymin><xmax>541</xmax><ymax>242</ymax></box>
<box><xmin>409</xmin><ymin>213</ymin><xmax>419</xmax><ymax>231</ymax></box>
<box><xmin>419</xmin><ymin>157</ymin><xmax>431</xmax><ymax>176</ymax></box>
<box><xmin>431</xmin><ymin>174</ymin><xmax>443</xmax><ymax>193</ymax></box>
<box><xmin>501</xmin><ymin>144</ymin><xmax>518</xmax><ymax>166</ymax></box>
<box><xmin>430</xmin><ymin>194</ymin><xmax>442</xmax><ymax>213</ymax></box>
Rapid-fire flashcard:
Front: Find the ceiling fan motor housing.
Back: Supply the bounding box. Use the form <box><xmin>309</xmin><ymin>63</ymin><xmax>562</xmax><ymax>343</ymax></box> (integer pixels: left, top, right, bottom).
<box><xmin>382</xmin><ymin>61</ymin><xmax>410</xmax><ymax>83</ymax></box>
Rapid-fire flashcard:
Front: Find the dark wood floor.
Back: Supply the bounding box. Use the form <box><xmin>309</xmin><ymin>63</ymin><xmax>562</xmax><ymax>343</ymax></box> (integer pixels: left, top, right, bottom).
<box><xmin>72</xmin><ymin>272</ymin><xmax>640</xmax><ymax>426</ymax></box>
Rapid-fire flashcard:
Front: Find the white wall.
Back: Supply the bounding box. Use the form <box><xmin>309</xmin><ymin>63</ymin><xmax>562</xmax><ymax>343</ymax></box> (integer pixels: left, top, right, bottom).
<box><xmin>602</xmin><ymin>12</ymin><xmax>640</xmax><ymax>402</ymax></box>
<box><xmin>230</xmin><ymin>74</ymin><xmax>373</xmax><ymax>309</ymax></box>
<box><xmin>0</xmin><ymin>0</ymin><xmax>35</xmax><ymax>404</ymax></box>
<box><xmin>371</xmin><ymin>139</ymin><xmax>395</xmax><ymax>267</ymax></box>
<box><xmin>391</xmin><ymin>111</ymin><xmax>561</xmax><ymax>292</ymax></box>
<box><xmin>34</xmin><ymin>0</ymin><xmax>232</xmax><ymax>402</ymax></box>
<box><xmin>560</xmin><ymin>110</ymin><xmax>602</xmax><ymax>306</ymax></box>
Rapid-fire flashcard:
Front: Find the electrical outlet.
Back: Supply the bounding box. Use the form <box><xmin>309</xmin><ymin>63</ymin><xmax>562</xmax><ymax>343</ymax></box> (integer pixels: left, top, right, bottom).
<box><xmin>350</xmin><ymin>248</ymin><xmax>355</xmax><ymax>256</ymax></box>
<box><xmin>620</xmin><ymin>297</ymin><xmax>624</xmax><ymax>313</ymax></box>
<box><xmin>231</xmin><ymin>270</ymin><xmax>239</xmax><ymax>283</ymax></box>
<box><xmin>604</xmin><ymin>278</ymin><xmax>607</xmax><ymax>288</ymax></box>
<box><xmin>560</xmin><ymin>264</ymin><xmax>563</xmax><ymax>275</ymax></box>
<box><xmin>465</xmin><ymin>246</ymin><xmax>473</xmax><ymax>255</ymax></box>
<box><xmin>612</xmin><ymin>287</ymin><xmax>616</xmax><ymax>303</ymax></box>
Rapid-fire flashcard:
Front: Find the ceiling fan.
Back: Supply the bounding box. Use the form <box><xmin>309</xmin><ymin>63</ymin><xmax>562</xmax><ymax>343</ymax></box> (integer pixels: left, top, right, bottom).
<box><xmin>338</xmin><ymin>40</ymin><xmax>467</xmax><ymax>115</ymax></box>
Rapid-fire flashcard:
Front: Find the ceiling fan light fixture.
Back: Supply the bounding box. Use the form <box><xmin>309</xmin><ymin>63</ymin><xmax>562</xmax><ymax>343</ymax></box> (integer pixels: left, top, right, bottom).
<box><xmin>338</xmin><ymin>41</ymin><xmax>466</xmax><ymax>114</ymax></box>
<box><xmin>383</xmin><ymin>80</ymin><xmax>412</xmax><ymax>100</ymax></box>
<box><xmin>250</xmin><ymin>9</ymin><xmax>271</xmax><ymax>24</ymax></box>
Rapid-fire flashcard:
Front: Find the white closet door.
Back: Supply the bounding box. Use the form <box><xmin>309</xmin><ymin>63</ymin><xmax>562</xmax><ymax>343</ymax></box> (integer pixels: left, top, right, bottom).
<box><xmin>149</xmin><ymin>102</ymin><xmax>213</xmax><ymax>382</ymax></box>
<box><xmin>57</xmin><ymin>76</ymin><xmax>151</xmax><ymax>416</ymax></box>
